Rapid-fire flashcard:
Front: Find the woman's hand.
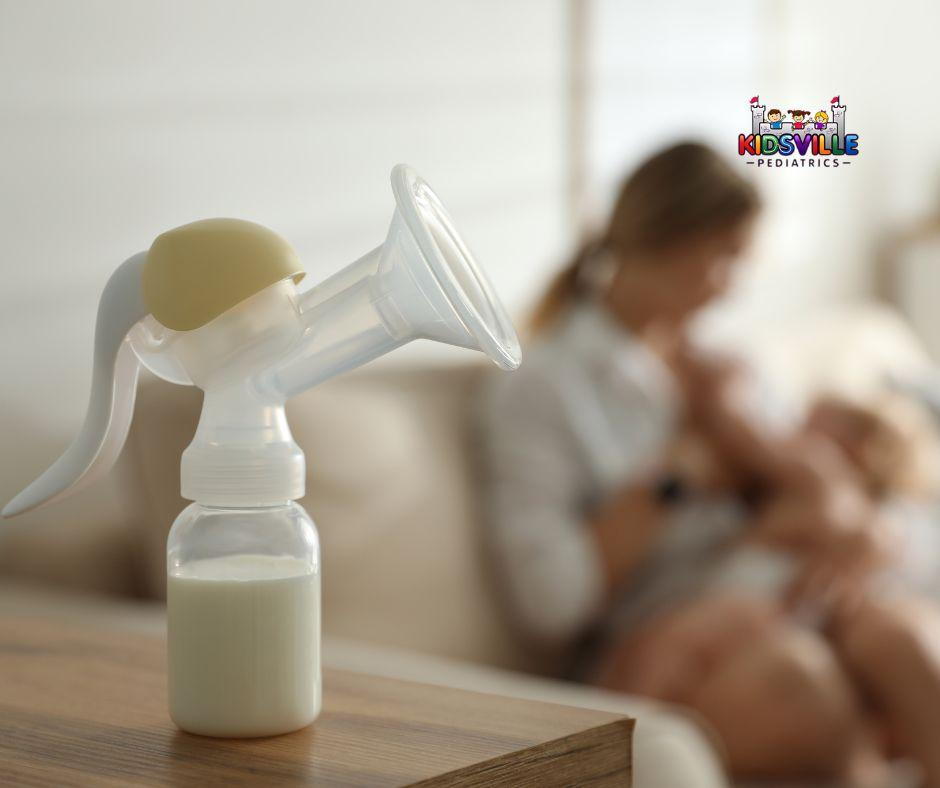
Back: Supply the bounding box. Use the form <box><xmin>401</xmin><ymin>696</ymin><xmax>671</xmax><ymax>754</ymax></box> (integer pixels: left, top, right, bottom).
<box><xmin>753</xmin><ymin>479</ymin><xmax>860</xmax><ymax>550</ymax></box>
<box><xmin>773</xmin><ymin>500</ymin><xmax>901</xmax><ymax>612</ymax></box>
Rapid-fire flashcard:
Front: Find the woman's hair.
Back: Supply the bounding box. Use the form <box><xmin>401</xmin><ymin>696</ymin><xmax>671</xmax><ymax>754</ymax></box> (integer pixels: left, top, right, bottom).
<box><xmin>529</xmin><ymin>141</ymin><xmax>760</xmax><ymax>333</ymax></box>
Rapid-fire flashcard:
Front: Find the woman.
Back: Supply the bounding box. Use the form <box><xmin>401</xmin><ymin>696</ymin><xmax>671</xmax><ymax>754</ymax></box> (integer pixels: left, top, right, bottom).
<box><xmin>478</xmin><ymin>141</ymin><xmax>940</xmax><ymax>783</ymax></box>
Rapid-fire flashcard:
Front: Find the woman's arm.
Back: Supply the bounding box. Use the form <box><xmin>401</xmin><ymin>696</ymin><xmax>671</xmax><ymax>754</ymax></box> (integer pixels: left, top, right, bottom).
<box><xmin>478</xmin><ymin>367</ymin><xmax>673</xmax><ymax>645</ymax></box>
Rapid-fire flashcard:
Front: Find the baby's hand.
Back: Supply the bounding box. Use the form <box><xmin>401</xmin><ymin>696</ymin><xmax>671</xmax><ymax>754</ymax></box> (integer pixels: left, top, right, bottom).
<box><xmin>757</xmin><ymin>490</ymin><xmax>900</xmax><ymax>612</ymax></box>
<box><xmin>784</xmin><ymin>521</ymin><xmax>897</xmax><ymax>614</ymax></box>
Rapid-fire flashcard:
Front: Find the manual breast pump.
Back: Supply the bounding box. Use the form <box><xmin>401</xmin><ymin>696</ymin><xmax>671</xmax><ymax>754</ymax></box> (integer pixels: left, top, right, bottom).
<box><xmin>2</xmin><ymin>165</ymin><xmax>521</xmax><ymax>737</ymax></box>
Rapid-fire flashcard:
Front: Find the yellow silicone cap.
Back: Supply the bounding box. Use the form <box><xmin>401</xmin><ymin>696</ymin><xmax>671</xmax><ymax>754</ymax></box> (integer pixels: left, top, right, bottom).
<box><xmin>143</xmin><ymin>218</ymin><xmax>305</xmax><ymax>331</ymax></box>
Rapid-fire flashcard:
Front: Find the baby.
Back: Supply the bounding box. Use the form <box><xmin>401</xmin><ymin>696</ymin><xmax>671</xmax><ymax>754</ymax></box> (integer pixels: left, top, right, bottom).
<box><xmin>761</xmin><ymin>395</ymin><xmax>939</xmax><ymax>613</ymax></box>
<box><xmin>594</xmin><ymin>351</ymin><xmax>940</xmax><ymax>781</ymax></box>
<box><xmin>671</xmin><ymin>343</ymin><xmax>940</xmax><ymax>605</ymax></box>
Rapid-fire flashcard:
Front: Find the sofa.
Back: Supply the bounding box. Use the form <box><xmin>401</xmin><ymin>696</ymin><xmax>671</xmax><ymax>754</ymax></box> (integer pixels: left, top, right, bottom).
<box><xmin>1</xmin><ymin>301</ymin><xmax>934</xmax><ymax>786</ymax></box>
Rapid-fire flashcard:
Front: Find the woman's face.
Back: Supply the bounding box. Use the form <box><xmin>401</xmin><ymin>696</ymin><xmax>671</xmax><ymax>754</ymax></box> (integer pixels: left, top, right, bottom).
<box><xmin>609</xmin><ymin>220</ymin><xmax>754</xmax><ymax>326</ymax></box>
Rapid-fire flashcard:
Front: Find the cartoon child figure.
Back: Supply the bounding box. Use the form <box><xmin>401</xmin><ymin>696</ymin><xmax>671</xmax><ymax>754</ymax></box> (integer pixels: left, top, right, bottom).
<box><xmin>813</xmin><ymin>110</ymin><xmax>829</xmax><ymax>130</ymax></box>
<box><xmin>789</xmin><ymin>109</ymin><xmax>809</xmax><ymax>130</ymax></box>
<box><xmin>767</xmin><ymin>108</ymin><xmax>784</xmax><ymax>129</ymax></box>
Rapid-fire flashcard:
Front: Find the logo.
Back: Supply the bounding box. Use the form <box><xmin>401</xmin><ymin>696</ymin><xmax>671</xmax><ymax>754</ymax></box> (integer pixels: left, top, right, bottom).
<box><xmin>739</xmin><ymin>95</ymin><xmax>859</xmax><ymax>168</ymax></box>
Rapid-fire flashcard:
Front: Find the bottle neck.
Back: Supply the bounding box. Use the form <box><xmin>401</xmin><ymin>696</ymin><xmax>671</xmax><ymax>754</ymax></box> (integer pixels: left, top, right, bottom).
<box><xmin>180</xmin><ymin>380</ymin><xmax>305</xmax><ymax>506</ymax></box>
<box><xmin>191</xmin><ymin>501</ymin><xmax>296</xmax><ymax>512</ymax></box>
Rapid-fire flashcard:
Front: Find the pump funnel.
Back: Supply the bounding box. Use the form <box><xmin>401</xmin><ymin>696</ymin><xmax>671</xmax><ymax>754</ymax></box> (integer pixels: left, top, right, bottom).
<box><xmin>261</xmin><ymin>165</ymin><xmax>521</xmax><ymax>399</ymax></box>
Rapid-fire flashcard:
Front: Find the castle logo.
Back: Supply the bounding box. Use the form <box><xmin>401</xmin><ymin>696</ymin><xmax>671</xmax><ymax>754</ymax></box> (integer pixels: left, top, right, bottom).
<box><xmin>739</xmin><ymin>95</ymin><xmax>859</xmax><ymax>168</ymax></box>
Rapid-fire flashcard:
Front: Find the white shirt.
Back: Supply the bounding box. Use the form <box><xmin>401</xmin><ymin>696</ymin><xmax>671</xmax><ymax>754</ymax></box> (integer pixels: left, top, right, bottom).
<box><xmin>477</xmin><ymin>303</ymin><xmax>693</xmax><ymax>646</ymax></box>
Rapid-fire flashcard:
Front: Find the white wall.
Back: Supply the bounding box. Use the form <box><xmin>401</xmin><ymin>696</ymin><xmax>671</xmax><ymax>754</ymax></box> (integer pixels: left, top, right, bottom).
<box><xmin>584</xmin><ymin>0</ymin><xmax>940</xmax><ymax>352</ymax></box>
<box><xmin>771</xmin><ymin>0</ymin><xmax>940</xmax><ymax>356</ymax></box>
<box><xmin>0</xmin><ymin>1</ymin><xmax>568</xmax><ymax>498</ymax></box>
<box><xmin>585</xmin><ymin>0</ymin><xmax>769</xmax><ymax>207</ymax></box>
<box><xmin>738</xmin><ymin>0</ymin><xmax>940</xmax><ymax>324</ymax></box>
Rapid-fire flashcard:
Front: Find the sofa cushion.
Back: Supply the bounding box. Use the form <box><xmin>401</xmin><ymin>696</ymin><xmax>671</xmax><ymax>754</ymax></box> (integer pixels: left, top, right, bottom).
<box><xmin>0</xmin><ymin>405</ymin><xmax>146</xmax><ymax>597</ymax></box>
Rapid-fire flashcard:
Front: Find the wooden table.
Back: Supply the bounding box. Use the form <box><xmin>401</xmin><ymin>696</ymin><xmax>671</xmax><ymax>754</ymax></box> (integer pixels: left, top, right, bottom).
<box><xmin>0</xmin><ymin>615</ymin><xmax>632</xmax><ymax>786</ymax></box>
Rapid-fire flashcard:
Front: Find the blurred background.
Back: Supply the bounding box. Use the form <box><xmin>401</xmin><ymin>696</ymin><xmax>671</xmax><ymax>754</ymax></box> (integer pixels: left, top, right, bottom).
<box><xmin>4</xmin><ymin>1</ymin><xmax>940</xmax><ymax>783</ymax></box>
<box><xmin>4</xmin><ymin>1</ymin><xmax>940</xmax><ymax>439</ymax></box>
<box><xmin>4</xmin><ymin>0</ymin><xmax>940</xmax><ymax>427</ymax></box>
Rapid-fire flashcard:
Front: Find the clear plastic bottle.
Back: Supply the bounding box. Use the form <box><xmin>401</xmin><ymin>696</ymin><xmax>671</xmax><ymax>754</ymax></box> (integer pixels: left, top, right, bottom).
<box><xmin>166</xmin><ymin>501</ymin><xmax>321</xmax><ymax>738</ymax></box>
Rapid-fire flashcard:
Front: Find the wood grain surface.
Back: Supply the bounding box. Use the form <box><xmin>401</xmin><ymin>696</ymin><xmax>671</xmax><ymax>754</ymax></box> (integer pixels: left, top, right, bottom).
<box><xmin>0</xmin><ymin>615</ymin><xmax>632</xmax><ymax>786</ymax></box>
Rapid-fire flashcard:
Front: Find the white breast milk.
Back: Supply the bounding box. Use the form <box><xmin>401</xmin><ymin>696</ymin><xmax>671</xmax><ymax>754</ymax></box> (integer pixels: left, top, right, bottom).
<box><xmin>167</xmin><ymin>554</ymin><xmax>320</xmax><ymax>738</ymax></box>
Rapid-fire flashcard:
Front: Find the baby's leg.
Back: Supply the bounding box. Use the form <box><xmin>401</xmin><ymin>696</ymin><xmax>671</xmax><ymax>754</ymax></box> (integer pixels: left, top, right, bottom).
<box><xmin>831</xmin><ymin>596</ymin><xmax>940</xmax><ymax>785</ymax></box>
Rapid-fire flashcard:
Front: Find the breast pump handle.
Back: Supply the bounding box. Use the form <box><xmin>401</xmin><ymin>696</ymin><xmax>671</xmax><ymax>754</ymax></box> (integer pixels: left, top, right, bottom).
<box><xmin>1</xmin><ymin>253</ymin><xmax>149</xmax><ymax>516</ymax></box>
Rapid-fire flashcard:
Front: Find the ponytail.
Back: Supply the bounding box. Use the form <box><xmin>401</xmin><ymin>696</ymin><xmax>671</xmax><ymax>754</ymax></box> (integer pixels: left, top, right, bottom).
<box><xmin>527</xmin><ymin>237</ymin><xmax>605</xmax><ymax>335</ymax></box>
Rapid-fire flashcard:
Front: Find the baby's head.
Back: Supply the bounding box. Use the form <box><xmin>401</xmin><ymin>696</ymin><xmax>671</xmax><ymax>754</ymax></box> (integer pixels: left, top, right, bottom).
<box><xmin>805</xmin><ymin>392</ymin><xmax>938</xmax><ymax>497</ymax></box>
